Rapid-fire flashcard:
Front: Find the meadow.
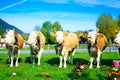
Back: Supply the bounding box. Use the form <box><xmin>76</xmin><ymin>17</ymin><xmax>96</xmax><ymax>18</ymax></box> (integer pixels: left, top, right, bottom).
<box><xmin>0</xmin><ymin>51</ymin><xmax>119</xmax><ymax>80</ymax></box>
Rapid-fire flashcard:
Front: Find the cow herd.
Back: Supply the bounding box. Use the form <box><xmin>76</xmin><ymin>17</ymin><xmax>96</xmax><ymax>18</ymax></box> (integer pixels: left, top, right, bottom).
<box><xmin>0</xmin><ymin>29</ymin><xmax>120</xmax><ymax>69</ymax></box>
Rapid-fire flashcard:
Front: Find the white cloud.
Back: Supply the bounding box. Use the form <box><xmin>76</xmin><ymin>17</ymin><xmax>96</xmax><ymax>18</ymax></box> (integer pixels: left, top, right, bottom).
<box><xmin>0</xmin><ymin>0</ymin><xmax>28</xmax><ymax>11</ymax></box>
<box><xmin>38</xmin><ymin>0</ymin><xmax>120</xmax><ymax>8</ymax></box>
<box><xmin>74</xmin><ymin>0</ymin><xmax>120</xmax><ymax>8</ymax></box>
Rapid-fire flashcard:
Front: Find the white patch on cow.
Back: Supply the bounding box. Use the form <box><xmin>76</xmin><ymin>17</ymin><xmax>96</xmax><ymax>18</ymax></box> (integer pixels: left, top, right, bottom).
<box><xmin>56</xmin><ymin>31</ymin><xmax>64</xmax><ymax>44</ymax></box>
<box><xmin>5</xmin><ymin>30</ymin><xmax>15</xmax><ymax>45</ymax></box>
<box><xmin>96</xmin><ymin>50</ymin><xmax>102</xmax><ymax>68</ymax></box>
<box><xmin>114</xmin><ymin>32</ymin><xmax>120</xmax><ymax>47</ymax></box>
<box><xmin>15</xmin><ymin>50</ymin><xmax>20</xmax><ymax>67</ymax></box>
<box><xmin>64</xmin><ymin>55</ymin><xmax>67</xmax><ymax>68</ymax></box>
<box><xmin>87</xmin><ymin>30</ymin><xmax>97</xmax><ymax>45</ymax></box>
<box><xmin>10</xmin><ymin>53</ymin><xmax>14</xmax><ymax>67</ymax></box>
<box><xmin>27</xmin><ymin>31</ymin><xmax>37</xmax><ymax>46</ymax></box>
<box><xmin>59</xmin><ymin>56</ymin><xmax>62</xmax><ymax>68</ymax></box>
<box><xmin>89</xmin><ymin>57</ymin><xmax>93</xmax><ymax>68</ymax></box>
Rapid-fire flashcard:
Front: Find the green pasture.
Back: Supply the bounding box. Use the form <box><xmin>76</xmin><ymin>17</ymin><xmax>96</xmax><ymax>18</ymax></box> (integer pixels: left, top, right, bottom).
<box><xmin>0</xmin><ymin>52</ymin><xmax>119</xmax><ymax>80</ymax></box>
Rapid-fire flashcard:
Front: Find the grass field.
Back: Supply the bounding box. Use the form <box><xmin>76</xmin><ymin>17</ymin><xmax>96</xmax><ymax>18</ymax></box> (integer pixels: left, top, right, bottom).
<box><xmin>0</xmin><ymin>52</ymin><xmax>119</xmax><ymax>80</ymax></box>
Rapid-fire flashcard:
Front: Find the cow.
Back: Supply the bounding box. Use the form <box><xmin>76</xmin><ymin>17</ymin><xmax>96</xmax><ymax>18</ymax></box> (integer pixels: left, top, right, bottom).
<box><xmin>87</xmin><ymin>29</ymin><xmax>108</xmax><ymax>68</ymax></box>
<box><xmin>26</xmin><ymin>31</ymin><xmax>45</xmax><ymax>65</ymax></box>
<box><xmin>2</xmin><ymin>30</ymin><xmax>24</xmax><ymax>67</ymax></box>
<box><xmin>79</xmin><ymin>30</ymin><xmax>107</xmax><ymax>68</ymax></box>
<box><xmin>51</xmin><ymin>31</ymin><xmax>79</xmax><ymax>68</ymax></box>
<box><xmin>114</xmin><ymin>30</ymin><xmax>120</xmax><ymax>57</ymax></box>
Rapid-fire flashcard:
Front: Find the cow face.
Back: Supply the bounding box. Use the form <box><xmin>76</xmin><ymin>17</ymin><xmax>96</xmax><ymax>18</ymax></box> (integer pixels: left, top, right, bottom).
<box><xmin>27</xmin><ymin>31</ymin><xmax>37</xmax><ymax>45</ymax></box>
<box><xmin>51</xmin><ymin>31</ymin><xmax>64</xmax><ymax>44</ymax></box>
<box><xmin>114</xmin><ymin>32</ymin><xmax>120</xmax><ymax>47</ymax></box>
<box><xmin>4</xmin><ymin>30</ymin><xmax>15</xmax><ymax>45</ymax></box>
<box><xmin>87</xmin><ymin>30</ymin><xmax>97</xmax><ymax>45</ymax></box>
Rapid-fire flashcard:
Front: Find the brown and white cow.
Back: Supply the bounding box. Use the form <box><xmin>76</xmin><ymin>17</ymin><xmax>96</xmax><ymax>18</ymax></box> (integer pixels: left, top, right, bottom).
<box><xmin>79</xmin><ymin>30</ymin><xmax>107</xmax><ymax>68</ymax></box>
<box><xmin>26</xmin><ymin>31</ymin><xmax>45</xmax><ymax>65</ymax></box>
<box><xmin>87</xmin><ymin>29</ymin><xmax>107</xmax><ymax>68</ymax></box>
<box><xmin>2</xmin><ymin>30</ymin><xmax>24</xmax><ymax>67</ymax></box>
<box><xmin>51</xmin><ymin>31</ymin><xmax>79</xmax><ymax>68</ymax></box>
<box><xmin>114</xmin><ymin>31</ymin><xmax>120</xmax><ymax>57</ymax></box>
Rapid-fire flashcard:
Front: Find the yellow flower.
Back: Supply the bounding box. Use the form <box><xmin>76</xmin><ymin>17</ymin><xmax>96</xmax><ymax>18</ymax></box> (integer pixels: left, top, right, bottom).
<box><xmin>112</xmin><ymin>68</ymin><xmax>118</xmax><ymax>71</ymax></box>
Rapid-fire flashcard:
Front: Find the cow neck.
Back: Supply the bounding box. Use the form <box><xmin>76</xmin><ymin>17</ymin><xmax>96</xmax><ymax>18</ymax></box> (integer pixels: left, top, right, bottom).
<box><xmin>91</xmin><ymin>38</ymin><xmax>97</xmax><ymax>47</ymax></box>
<box><xmin>8</xmin><ymin>36</ymin><xmax>18</xmax><ymax>50</ymax></box>
<box><xmin>32</xmin><ymin>36</ymin><xmax>40</xmax><ymax>50</ymax></box>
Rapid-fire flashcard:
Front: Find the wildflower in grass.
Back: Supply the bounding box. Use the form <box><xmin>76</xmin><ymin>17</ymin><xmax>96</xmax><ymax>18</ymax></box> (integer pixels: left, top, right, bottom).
<box><xmin>108</xmin><ymin>60</ymin><xmax>120</xmax><ymax>80</ymax></box>
<box><xmin>69</xmin><ymin>61</ymin><xmax>89</xmax><ymax>79</ymax></box>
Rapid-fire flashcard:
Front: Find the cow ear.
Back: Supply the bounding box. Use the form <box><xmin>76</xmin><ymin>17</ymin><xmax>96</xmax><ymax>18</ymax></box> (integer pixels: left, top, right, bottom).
<box><xmin>63</xmin><ymin>32</ymin><xmax>69</xmax><ymax>37</ymax></box>
<box><xmin>4</xmin><ymin>32</ymin><xmax>7</xmax><ymax>36</ymax></box>
<box><xmin>14</xmin><ymin>32</ymin><xmax>18</xmax><ymax>37</ymax></box>
<box><xmin>50</xmin><ymin>32</ymin><xmax>56</xmax><ymax>37</ymax></box>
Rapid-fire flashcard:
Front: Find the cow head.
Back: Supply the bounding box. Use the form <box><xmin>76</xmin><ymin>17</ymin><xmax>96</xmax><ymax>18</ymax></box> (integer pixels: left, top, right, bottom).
<box><xmin>27</xmin><ymin>31</ymin><xmax>38</xmax><ymax>46</ymax></box>
<box><xmin>87</xmin><ymin>29</ymin><xmax>98</xmax><ymax>45</ymax></box>
<box><xmin>4</xmin><ymin>30</ymin><xmax>16</xmax><ymax>45</ymax></box>
<box><xmin>114</xmin><ymin>31</ymin><xmax>120</xmax><ymax>47</ymax></box>
<box><xmin>51</xmin><ymin>31</ymin><xmax>69</xmax><ymax>44</ymax></box>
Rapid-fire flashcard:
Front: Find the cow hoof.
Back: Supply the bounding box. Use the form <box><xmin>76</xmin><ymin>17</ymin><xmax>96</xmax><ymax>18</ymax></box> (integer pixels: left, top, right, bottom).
<box><xmin>97</xmin><ymin>66</ymin><xmax>100</xmax><ymax>68</ymax></box>
<box><xmin>59</xmin><ymin>66</ymin><xmax>62</xmax><ymax>68</ymax></box>
<box><xmin>10</xmin><ymin>65</ymin><xmax>13</xmax><ymax>67</ymax></box>
<box><xmin>37</xmin><ymin>63</ymin><xmax>40</xmax><ymax>66</ymax></box>
<box><xmin>89</xmin><ymin>66</ymin><xmax>93</xmax><ymax>69</ymax></box>
<box><xmin>64</xmin><ymin>66</ymin><xmax>67</xmax><ymax>68</ymax></box>
<box><xmin>15</xmin><ymin>64</ymin><xmax>19</xmax><ymax>67</ymax></box>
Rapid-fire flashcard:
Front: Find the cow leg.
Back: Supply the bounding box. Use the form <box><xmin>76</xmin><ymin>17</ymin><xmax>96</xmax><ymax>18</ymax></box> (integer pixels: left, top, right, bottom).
<box><xmin>118</xmin><ymin>48</ymin><xmax>120</xmax><ymax>59</ymax></box>
<box><xmin>10</xmin><ymin>53</ymin><xmax>13</xmax><ymax>67</ymax></box>
<box><xmin>64</xmin><ymin>49</ymin><xmax>68</xmax><ymax>68</ymax></box>
<box><xmin>15</xmin><ymin>50</ymin><xmax>20</xmax><ymax>67</ymax></box>
<box><xmin>96</xmin><ymin>51</ymin><xmax>102</xmax><ymax>68</ymax></box>
<box><xmin>70</xmin><ymin>49</ymin><xmax>76</xmax><ymax>64</ymax></box>
<box><xmin>37</xmin><ymin>48</ymin><xmax>43</xmax><ymax>65</ymax></box>
<box><xmin>8</xmin><ymin>50</ymin><xmax>11</xmax><ymax>63</ymax></box>
<box><xmin>59</xmin><ymin>48</ymin><xmax>65</xmax><ymax>68</ymax></box>
<box><xmin>89</xmin><ymin>57</ymin><xmax>93</xmax><ymax>68</ymax></box>
<box><xmin>59</xmin><ymin>56</ymin><xmax>62</xmax><ymax>68</ymax></box>
<box><xmin>64</xmin><ymin>55</ymin><xmax>67</xmax><ymax>68</ymax></box>
<box><xmin>32</xmin><ymin>55</ymin><xmax>36</xmax><ymax>63</ymax></box>
<box><xmin>30</xmin><ymin>53</ymin><xmax>33</xmax><ymax>62</ymax></box>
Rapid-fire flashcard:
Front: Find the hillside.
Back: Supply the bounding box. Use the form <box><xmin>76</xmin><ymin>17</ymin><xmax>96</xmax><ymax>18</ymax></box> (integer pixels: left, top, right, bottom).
<box><xmin>0</xmin><ymin>18</ymin><xmax>24</xmax><ymax>34</ymax></box>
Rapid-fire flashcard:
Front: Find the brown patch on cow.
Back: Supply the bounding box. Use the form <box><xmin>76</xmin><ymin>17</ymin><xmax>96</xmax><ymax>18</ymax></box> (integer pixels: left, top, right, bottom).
<box><xmin>14</xmin><ymin>32</ymin><xmax>24</xmax><ymax>49</ymax></box>
<box><xmin>63</xmin><ymin>32</ymin><xmax>69</xmax><ymax>37</ymax></box>
<box><xmin>96</xmin><ymin>33</ymin><xmax>107</xmax><ymax>51</ymax></box>
<box><xmin>79</xmin><ymin>32</ymin><xmax>87</xmax><ymax>39</ymax></box>
<box><xmin>36</xmin><ymin>32</ymin><xmax>45</xmax><ymax>49</ymax></box>
<box><xmin>62</xmin><ymin>32</ymin><xmax>79</xmax><ymax>55</ymax></box>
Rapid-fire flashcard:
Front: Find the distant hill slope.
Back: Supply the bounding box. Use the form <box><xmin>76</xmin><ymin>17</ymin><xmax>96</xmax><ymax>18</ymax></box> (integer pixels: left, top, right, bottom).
<box><xmin>0</xmin><ymin>18</ymin><xmax>24</xmax><ymax>34</ymax></box>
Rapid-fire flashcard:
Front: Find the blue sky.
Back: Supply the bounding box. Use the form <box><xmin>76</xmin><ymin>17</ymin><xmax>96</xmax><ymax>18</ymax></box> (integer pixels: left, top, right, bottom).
<box><xmin>0</xmin><ymin>0</ymin><xmax>120</xmax><ymax>33</ymax></box>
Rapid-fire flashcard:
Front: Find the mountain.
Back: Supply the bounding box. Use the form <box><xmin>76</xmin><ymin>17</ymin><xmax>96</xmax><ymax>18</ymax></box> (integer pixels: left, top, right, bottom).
<box><xmin>0</xmin><ymin>18</ymin><xmax>24</xmax><ymax>34</ymax></box>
